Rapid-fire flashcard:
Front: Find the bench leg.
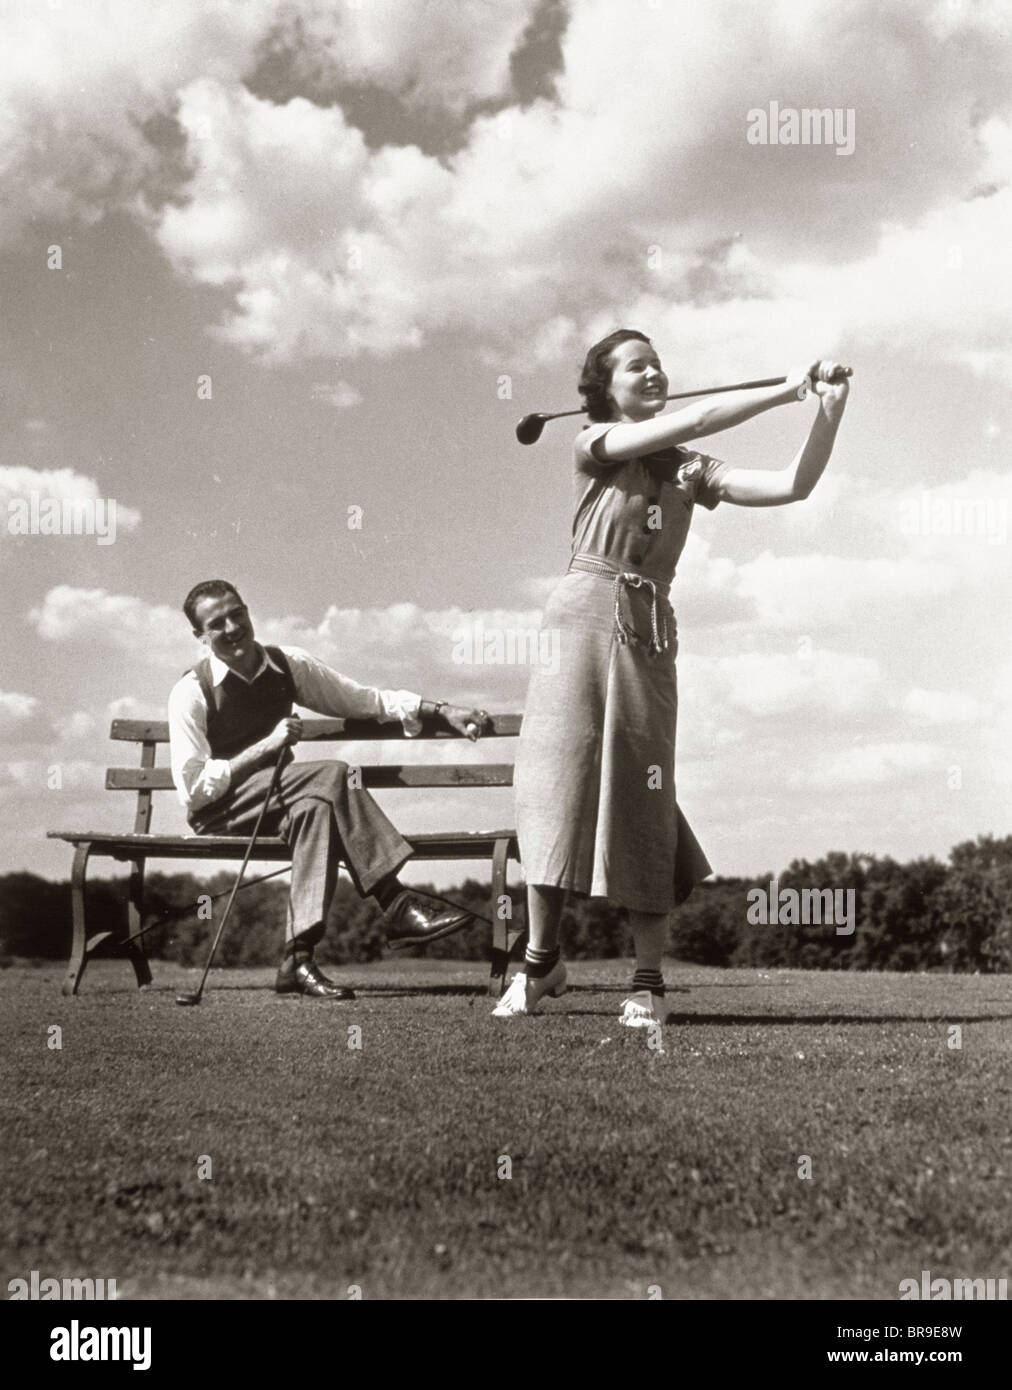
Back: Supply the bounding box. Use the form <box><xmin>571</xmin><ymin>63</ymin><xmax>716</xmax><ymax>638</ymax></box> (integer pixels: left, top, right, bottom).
<box><xmin>125</xmin><ymin>858</ymin><xmax>154</xmax><ymax>990</ymax></box>
<box><xmin>487</xmin><ymin>839</ymin><xmax>526</xmax><ymax>997</ymax></box>
<box><xmin>63</xmin><ymin>842</ymin><xmax>93</xmax><ymax>996</ymax></box>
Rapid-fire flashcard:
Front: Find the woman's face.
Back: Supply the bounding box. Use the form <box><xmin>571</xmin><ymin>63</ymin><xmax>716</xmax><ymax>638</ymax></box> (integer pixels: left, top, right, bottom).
<box><xmin>605</xmin><ymin>339</ymin><xmax>669</xmax><ymax>421</ymax></box>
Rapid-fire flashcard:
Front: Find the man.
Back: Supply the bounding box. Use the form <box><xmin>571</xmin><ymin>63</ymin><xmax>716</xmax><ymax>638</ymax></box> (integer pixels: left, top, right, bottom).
<box><xmin>167</xmin><ymin>579</ymin><xmax>490</xmax><ymax>999</ymax></box>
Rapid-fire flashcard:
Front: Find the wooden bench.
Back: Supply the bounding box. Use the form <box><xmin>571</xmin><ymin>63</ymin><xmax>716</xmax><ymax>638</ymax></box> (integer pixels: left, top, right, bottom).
<box><xmin>47</xmin><ymin>714</ymin><xmax>525</xmax><ymax>997</ymax></box>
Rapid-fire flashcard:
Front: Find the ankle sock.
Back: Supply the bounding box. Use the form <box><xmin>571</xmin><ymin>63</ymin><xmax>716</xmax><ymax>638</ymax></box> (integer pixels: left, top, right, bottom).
<box><xmin>632</xmin><ymin>968</ymin><xmax>665</xmax><ymax>997</ymax></box>
<box><xmin>524</xmin><ymin>945</ymin><xmax>560</xmax><ymax>979</ymax></box>
<box><xmin>283</xmin><ymin>926</ymin><xmax>324</xmax><ymax>970</ymax></box>
<box><xmin>372</xmin><ymin>875</ymin><xmax>403</xmax><ymax>910</ymax></box>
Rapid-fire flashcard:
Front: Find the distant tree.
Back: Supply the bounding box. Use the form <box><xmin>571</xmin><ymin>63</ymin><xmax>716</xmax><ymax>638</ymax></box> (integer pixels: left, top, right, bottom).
<box><xmin>0</xmin><ymin>871</ymin><xmax>125</xmax><ymax>959</ymax></box>
<box><xmin>1</xmin><ymin>835</ymin><xmax>1007</xmax><ymax>972</ymax></box>
<box><xmin>670</xmin><ymin>880</ymin><xmax>744</xmax><ymax>966</ymax></box>
<box><xmin>562</xmin><ymin>896</ymin><xmax>628</xmax><ymax>958</ymax></box>
<box><xmin>932</xmin><ymin>835</ymin><xmax>1012</xmax><ymax>972</ymax></box>
<box><xmin>849</xmin><ymin>856</ymin><xmax>947</xmax><ymax>970</ymax></box>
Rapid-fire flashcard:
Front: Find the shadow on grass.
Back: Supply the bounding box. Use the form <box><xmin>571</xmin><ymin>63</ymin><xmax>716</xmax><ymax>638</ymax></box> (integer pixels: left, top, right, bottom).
<box><xmin>664</xmin><ymin>1011</ymin><xmax>1012</xmax><ymax>1025</ymax></box>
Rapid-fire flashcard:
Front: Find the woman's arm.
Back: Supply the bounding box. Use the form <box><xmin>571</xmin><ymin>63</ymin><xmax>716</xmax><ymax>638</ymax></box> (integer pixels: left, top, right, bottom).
<box><xmin>592</xmin><ymin>362</ymin><xmax>822</xmax><ymax>463</ymax></box>
<box><xmin>716</xmin><ymin>373</ymin><xmax>850</xmax><ymax>508</ymax></box>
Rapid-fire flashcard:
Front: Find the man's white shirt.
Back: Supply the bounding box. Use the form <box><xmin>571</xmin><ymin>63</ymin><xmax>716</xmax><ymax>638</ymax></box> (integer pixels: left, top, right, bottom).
<box><xmin>167</xmin><ymin>645</ymin><xmax>423</xmax><ymax>814</ymax></box>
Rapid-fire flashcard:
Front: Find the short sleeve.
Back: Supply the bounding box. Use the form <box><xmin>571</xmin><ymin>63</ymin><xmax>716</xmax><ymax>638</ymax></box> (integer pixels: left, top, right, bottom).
<box><xmin>692</xmin><ymin>453</ymin><xmax>733</xmax><ymax>511</ymax></box>
<box><xmin>573</xmin><ymin>422</ymin><xmax>619</xmax><ymax>471</ymax></box>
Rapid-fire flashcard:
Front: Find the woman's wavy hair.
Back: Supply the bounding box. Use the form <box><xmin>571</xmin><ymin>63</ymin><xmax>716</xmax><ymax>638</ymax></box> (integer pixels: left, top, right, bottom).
<box><xmin>578</xmin><ymin>329</ymin><xmax>653</xmax><ymax>423</ymax></box>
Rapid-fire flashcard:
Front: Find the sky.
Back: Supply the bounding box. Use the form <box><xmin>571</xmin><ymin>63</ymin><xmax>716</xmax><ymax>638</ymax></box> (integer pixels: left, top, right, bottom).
<box><xmin>1</xmin><ymin>0</ymin><xmax>1010</xmax><ymax>889</ymax></box>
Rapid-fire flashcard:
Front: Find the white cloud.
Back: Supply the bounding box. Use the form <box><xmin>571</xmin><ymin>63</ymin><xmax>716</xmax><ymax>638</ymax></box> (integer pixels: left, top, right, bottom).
<box><xmin>25</xmin><ymin>586</ymin><xmax>548</xmax><ymax>705</ymax></box>
<box><xmin>671</xmin><ymin>535</ymin><xmax>962</xmax><ymax>633</ymax></box>
<box><xmin>107</xmin><ymin>696</ymin><xmax>166</xmax><ymax>721</ymax></box>
<box><xmin>264</xmin><ymin>0</ymin><xmax>540</xmax><ymax>114</ymax></box>
<box><xmin>0</xmin><ymin>691</ymin><xmax>46</xmax><ymax>746</ymax></box>
<box><xmin>261</xmin><ymin>600</ymin><xmax>551</xmax><ymax>704</ymax></box>
<box><xmin>3</xmin><ymin>2</ymin><xmax>1010</xmax><ymax>379</ymax></box>
<box><xmin>0</xmin><ymin>0</ymin><xmax>274</xmax><ymax>247</ymax></box>
<box><xmin>903</xmin><ymin>687</ymin><xmax>985</xmax><ymax>725</ymax></box>
<box><xmin>677</xmin><ymin>649</ymin><xmax>884</xmax><ymax>748</ymax></box>
<box><xmin>790</xmin><ymin>740</ymin><xmax>945</xmax><ymax>789</ymax></box>
<box><xmin>710</xmin><ymin>648</ymin><xmax>884</xmax><ymax>718</ymax></box>
<box><xmin>310</xmin><ymin>380</ymin><xmax>363</xmax><ymax>410</ymax></box>
<box><xmin>0</xmin><ymin>690</ymin><xmax>40</xmax><ymax>725</ymax></box>
<box><xmin>54</xmin><ymin>711</ymin><xmax>96</xmax><ymax>743</ymax></box>
<box><xmin>142</xmin><ymin>6</ymin><xmax>1008</xmax><ymax>373</ymax></box>
<box><xmin>29</xmin><ymin>586</ymin><xmax>190</xmax><ymax>664</ymax></box>
<box><xmin>0</xmin><ymin>759</ymin><xmax>101</xmax><ymax>793</ymax></box>
<box><xmin>516</xmin><ymin>575</ymin><xmax>562</xmax><ymax>605</ymax></box>
<box><xmin>0</xmin><ymin>466</ymin><xmax>141</xmax><ymax>531</ymax></box>
<box><xmin>732</xmin><ymin>551</ymin><xmax>956</xmax><ymax>629</ymax></box>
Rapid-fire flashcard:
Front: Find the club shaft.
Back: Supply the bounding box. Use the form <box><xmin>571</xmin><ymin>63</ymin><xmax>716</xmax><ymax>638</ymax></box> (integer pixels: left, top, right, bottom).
<box><xmin>666</xmin><ymin>374</ymin><xmax>788</xmax><ymax>402</ymax></box>
<box><xmin>540</xmin><ymin>368</ymin><xmax>852</xmax><ymax>423</ymax></box>
<box><xmin>188</xmin><ymin>747</ymin><xmax>286</xmax><ymax>1001</ymax></box>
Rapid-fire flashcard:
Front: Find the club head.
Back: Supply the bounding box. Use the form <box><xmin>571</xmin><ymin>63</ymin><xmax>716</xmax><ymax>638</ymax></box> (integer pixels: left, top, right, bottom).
<box><xmin>175</xmin><ymin>993</ymin><xmax>202</xmax><ymax>1007</ymax></box>
<box><xmin>515</xmin><ymin>413</ymin><xmax>548</xmax><ymax>445</ymax></box>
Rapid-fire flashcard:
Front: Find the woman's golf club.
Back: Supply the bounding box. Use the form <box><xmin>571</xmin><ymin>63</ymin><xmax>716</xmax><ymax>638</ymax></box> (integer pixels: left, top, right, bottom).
<box><xmin>176</xmin><ymin>746</ymin><xmax>287</xmax><ymax>1007</ymax></box>
<box><xmin>515</xmin><ymin>367</ymin><xmax>852</xmax><ymax>444</ymax></box>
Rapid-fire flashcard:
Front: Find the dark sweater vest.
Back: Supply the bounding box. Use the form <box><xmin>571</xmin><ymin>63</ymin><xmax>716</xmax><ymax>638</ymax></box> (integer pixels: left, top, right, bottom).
<box><xmin>191</xmin><ymin>646</ymin><xmax>296</xmax><ymax>761</ymax></box>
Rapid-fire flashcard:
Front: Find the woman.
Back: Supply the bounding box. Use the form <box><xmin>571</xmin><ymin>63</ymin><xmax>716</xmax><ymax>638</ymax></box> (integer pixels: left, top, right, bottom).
<box><xmin>496</xmin><ymin>329</ymin><xmax>850</xmax><ymax>1024</ymax></box>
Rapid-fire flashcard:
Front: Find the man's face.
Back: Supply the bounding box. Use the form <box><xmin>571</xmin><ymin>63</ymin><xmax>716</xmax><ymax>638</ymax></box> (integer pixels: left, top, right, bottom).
<box><xmin>192</xmin><ymin>591</ymin><xmax>257</xmax><ymax>669</ymax></box>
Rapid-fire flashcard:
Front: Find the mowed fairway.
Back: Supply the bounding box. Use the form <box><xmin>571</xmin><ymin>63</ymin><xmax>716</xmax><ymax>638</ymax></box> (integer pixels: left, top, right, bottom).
<box><xmin>2</xmin><ymin>959</ymin><xmax>1010</xmax><ymax>1300</ymax></box>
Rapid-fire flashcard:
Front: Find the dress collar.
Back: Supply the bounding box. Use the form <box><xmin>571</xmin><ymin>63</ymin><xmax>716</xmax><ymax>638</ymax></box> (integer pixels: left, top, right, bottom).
<box><xmin>208</xmin><ymin>645</ymin><xmax>282</xmax><ymax>687</ymax></box>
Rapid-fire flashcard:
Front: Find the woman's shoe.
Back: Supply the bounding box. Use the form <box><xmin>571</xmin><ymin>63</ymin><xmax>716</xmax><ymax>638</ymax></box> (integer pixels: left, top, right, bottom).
<box><xmin>618</xmin><ymin>990</ymin><xmax>665</xmax><ymax>1027</ymax></box>
<box><xmin>492</xmin><ymin>960</ymin><xmax>567</xmax><ymax>1017</ymax></box>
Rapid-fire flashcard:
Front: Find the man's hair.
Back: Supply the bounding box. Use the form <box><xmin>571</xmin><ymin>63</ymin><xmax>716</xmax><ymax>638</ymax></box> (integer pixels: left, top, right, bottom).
<box><xmin>183</xmin><ymin>580</ymin><xmax>244</xmax><ymax>633</ymax></box>
<box><xmin>578</xmin><ymin>328</ymin><xmax>653</xmax><ymax>422</ymax></box>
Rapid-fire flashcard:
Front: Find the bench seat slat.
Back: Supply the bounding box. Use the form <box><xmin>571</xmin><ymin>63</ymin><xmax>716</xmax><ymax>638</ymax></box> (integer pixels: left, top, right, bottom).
<box><xmin>104</xmin><ymin>764</ymin><xmax>515</xmax><ymax>791</ymax></box>
<box><xmin>47</xmin><ymin>830</ymin><xmax>520</xmax><ymax>860</ymax></box>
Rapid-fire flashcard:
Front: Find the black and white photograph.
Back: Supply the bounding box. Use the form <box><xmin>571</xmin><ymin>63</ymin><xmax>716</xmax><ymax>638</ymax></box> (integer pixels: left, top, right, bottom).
<box><xmin>1</xmin><ymin>0</ymin><xmax>1009</xmax><ymax>1349</ymax></box>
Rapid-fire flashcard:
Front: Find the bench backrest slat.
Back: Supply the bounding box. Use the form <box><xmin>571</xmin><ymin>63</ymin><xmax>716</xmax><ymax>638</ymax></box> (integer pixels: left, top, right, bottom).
<box><xmin>111</xmin><ymin>715</ymin><xmax>522</xmax><ymax>743</ymax></box>
<box><xmin>105</xmin><ymin>714</ymin><xmax>521</xmax><ymax>835</ymax></box>
<box><xmin>107</xmin><ymin>765</ymin><xmax>515</xmax><ymax>792</ymax></box>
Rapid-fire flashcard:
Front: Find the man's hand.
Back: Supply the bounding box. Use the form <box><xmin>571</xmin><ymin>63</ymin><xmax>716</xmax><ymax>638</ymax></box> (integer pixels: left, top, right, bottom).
<box><xmin>441</xmin><ymin>705</ymin><xmax>492</xmax><ymax>742</ymax></box>
<box><xmin>267</xmin><ymin>716</ymin><xmax>303</xmax><ymax>750</ymax></box>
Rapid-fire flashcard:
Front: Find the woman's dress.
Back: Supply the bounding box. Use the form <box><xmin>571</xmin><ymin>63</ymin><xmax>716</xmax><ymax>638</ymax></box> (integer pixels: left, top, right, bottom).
<box><xmin>514</xmin><ymin>424</ymin><xmax>730</xmax><ymax>912</ymax></box>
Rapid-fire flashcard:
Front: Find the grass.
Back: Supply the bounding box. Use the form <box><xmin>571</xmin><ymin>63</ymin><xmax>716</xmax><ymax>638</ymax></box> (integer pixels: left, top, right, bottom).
<box><xmin>2</xmin><ymin>958</ymin><xmax>1010</xmax><ymax>1300</ymax></box>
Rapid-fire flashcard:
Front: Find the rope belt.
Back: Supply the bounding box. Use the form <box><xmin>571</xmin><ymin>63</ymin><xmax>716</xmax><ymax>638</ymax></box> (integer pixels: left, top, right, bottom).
<box><xmin>568</xmin><ymin>553</ymin><xmax>672</xmax><ymax>658</ymax></box>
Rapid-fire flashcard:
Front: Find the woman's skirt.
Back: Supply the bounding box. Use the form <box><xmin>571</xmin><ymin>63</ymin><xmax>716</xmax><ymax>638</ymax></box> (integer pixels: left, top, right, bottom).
<box><xmin>514</xmin><ymin>568</ymin><xmax>712</xmax><ymax>913</ymax></box>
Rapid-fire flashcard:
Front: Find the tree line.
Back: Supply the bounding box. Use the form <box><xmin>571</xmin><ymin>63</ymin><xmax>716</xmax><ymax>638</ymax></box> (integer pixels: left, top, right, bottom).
<box><xmin>1</xmin><ymin>834</ymin><xmax>1009</xmax><ymax>973</ymax></box>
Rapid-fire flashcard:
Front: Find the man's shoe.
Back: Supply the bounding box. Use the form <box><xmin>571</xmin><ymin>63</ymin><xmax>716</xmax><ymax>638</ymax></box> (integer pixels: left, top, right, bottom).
<box><xmin>383</xmin><ymin>891</ymin><xmax>476</xmax><ymax>949</ymax></box>
<box><xmin>275</xmin><ymin>960</ymin><xmax>355</xmax><ymax>1000</ymax></box>
<box><xmin>491</xmin><ymin>961</ymin><xmax>567</xmax><ymax>1017</ymax></box>
<box><xmin>618</xmin><ymin>990</ymin><xmax>666</xmax><ymax>1028</ymax></box>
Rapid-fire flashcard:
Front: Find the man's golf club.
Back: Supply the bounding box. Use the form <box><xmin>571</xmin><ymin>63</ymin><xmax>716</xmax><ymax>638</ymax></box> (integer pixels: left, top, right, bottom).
<box><xmin>515</xmin><ymin>367</ymin><xmax>853</xmax><ymax>444</ymax></box>
<box><xmin>176</xmin><ymin>746</ymin><xmax>287</xmax><ymax>1007</ymax></box>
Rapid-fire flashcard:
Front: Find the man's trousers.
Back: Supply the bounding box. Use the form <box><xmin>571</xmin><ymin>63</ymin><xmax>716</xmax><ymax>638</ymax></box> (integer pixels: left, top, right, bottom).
<box><xmin>190</xmin><ymin>760</ymin><xmax>412</xmax><ymax>946</ymax></box>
